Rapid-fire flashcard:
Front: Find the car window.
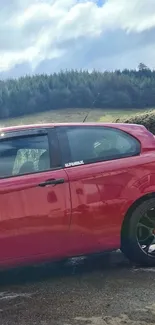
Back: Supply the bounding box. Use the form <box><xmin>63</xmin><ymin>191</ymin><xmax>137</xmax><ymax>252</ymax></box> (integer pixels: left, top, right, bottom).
<box><xmin>65</xmin><ymin>126</ymin><xmax>140</xmax><ymax>164</ymax></box>
<box><xmin>0</xmin><ymin>134</ymin><xmax>50</xmax><ymax>178</ymax></box>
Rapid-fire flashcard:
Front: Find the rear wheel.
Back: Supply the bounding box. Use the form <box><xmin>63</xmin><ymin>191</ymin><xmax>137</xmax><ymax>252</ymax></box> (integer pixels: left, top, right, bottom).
<box><xmin>121</xmin><ymin>198</ymin><xmax>155</xmax><ymax>266</ymax></box>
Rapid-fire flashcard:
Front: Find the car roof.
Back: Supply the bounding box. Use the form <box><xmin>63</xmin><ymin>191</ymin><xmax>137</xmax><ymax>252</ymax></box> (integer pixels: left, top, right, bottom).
<box><xmin>0</xmin><ymin>122</ymin><xmax>144</xmax><ymax>133</ymax></box>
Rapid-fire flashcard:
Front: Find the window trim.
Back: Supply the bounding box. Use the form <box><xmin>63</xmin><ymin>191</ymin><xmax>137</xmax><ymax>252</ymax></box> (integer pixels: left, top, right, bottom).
<box><xmin>56</xmin><ymin>125</ymin><xmax>141</xmax><ymax>168</ymax></box>
<box><xmin>0</xmin><ymin>127</ymin><xmax>63</xmax><ymax>180</ymax></box>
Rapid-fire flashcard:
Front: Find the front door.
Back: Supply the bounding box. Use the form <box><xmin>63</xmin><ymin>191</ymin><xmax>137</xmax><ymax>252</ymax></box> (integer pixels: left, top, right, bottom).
<box><xmin>0</xmin><ymin>128</ymin><xmax>71</xmax><ymax>267</ymax></box>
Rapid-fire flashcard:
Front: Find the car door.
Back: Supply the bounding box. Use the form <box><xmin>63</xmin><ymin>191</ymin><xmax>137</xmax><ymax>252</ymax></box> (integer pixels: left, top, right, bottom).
<box><xmin>0</xmin><ymin>127</ymin><xmax>71</xmax><ymax>267</ymax></box>
<box><xmin>57</xmin><ymin>125</ymin><xmax>141</xmax><ymax>256</ymax></box>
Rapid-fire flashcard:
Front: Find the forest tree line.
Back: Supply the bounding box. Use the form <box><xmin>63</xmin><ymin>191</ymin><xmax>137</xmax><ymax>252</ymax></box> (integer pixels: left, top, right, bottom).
<box><xmin>0</xmin><ymin>64</ymin><xmax>155</xmax><ymax>119</ymax></box>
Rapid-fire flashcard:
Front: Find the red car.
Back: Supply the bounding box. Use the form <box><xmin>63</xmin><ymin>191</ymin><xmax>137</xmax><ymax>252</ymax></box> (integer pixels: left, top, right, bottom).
<box><xmin>0</xmin><ymin>122</ymin><xmax>155</xmax><ymax>269</ymax></box>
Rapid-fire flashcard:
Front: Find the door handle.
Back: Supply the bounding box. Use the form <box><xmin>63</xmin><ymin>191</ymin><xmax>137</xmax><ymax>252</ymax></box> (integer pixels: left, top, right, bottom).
<box><xmin>38</xmin><ymin>178</ymin><xmax>65</xmax><ymax>187</ymax></box>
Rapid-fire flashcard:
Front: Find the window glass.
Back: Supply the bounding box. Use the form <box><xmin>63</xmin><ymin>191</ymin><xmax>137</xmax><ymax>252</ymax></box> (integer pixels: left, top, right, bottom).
<box><xmin>65</xmin><ymin>126</ymin><xmax>140</xmax><ymax>164</ymax></box>
<box><xmin>0</xmin><ymin>135</ymin><xmax>50</xmax><ymax>178</ymax></box>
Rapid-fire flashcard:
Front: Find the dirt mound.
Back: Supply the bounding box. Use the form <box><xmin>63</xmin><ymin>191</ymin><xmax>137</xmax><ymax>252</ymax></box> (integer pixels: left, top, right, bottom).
<box><xmin>115</xmin><ymin>110</ymin><xmax>155</xmax><ymax>134</ymax></box>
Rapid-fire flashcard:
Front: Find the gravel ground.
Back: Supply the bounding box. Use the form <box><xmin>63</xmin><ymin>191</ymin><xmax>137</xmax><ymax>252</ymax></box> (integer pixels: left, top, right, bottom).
<box><xmin>0</xmin><ymin>252</ymin><xmax>155</xmax><ymax>325</ymax></box>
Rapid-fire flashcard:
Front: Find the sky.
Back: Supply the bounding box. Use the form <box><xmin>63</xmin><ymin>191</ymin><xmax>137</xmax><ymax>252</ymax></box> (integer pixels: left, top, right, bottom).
<box><xmin>0</xmin><ymin>0</ymin><xmax>155</xmax><ymax>78</ymax></box>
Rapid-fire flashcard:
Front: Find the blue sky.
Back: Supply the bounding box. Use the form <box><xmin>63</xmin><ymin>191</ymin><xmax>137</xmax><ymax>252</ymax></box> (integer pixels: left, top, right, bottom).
<box><xmin>96</xmin><ymin>0</ymin><xmax>105</xmax><ymax>6</ymax></box>
<box><xmin>0</xmin><ymin>0</ymin><xmax>155</xmax><ymax>78</ymax></box>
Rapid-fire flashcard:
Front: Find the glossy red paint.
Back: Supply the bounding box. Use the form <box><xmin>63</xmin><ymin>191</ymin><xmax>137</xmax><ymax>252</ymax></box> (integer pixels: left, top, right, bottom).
<box><xmin>0</xmin><ymin>170</ymin><xmax>71</xmax><ymax>267</ymax></box>
<box><xmin>65</xmin><ymin>154</ymin><xmax>155</xmax><ymax>255</ymax></box>
<box><xmin>0</xmin><ymin>122</ymin><xmax>155</xmax><ymax>268</ymax></box>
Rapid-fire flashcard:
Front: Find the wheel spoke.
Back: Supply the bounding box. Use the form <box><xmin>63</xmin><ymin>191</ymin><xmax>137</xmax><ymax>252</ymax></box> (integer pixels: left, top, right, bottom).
<box><xmin>139</xmin><ymin>234</ymin><xmax>154</xmax><ymax>245</ymax></box>
<box><xmin>145</xmin><ymin>212</ymin><xmax>155</xmax><ymax>228</ymax></box>
<box><xmin>137</xmin><ymin>208</ymin><xmax>155</xmax><ymax>257</ymax></box>
<box><xmin>137</xmin><ymin>222</ymin><xmax>152</xmax><ymax>245</ymax></box>
<box><xmin>143</xmin><ymin>235</ymin><xmax>155</xmax><ymax>252</ymax></box>
<box><xmin>138</xmin><ymin>222</ymin><xmax>151</xmax><ymax>232</ymax></box>
<box><xmin>151</xmin><ymin>236</ymin><xmax>155</xmax><ymax>245</ymax></box>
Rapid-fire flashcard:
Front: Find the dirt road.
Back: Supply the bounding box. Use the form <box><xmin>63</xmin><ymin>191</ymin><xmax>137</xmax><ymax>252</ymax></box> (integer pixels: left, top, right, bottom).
<box><xmin>0</xmin><ymin>252</ymin><xmax>155</xmax><ymax>325</ymax></box>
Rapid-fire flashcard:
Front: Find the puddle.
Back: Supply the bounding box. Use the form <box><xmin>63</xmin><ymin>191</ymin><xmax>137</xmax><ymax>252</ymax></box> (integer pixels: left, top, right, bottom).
<box><xmin>0</xmin><ymin>291</ymin><xmax>32</xmax><ymax>301</ymax></box>
<box><xmin>133</xmin><ymin>267</ymin><xmax>155</xmax><ymax>272</ymax></box>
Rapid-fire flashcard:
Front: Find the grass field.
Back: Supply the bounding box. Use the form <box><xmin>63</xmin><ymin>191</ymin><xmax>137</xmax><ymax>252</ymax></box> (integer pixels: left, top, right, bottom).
<box><xmin>0</xmin><ymin>108</ymin><xmax>152</xmax><ymax>127</ymax></box>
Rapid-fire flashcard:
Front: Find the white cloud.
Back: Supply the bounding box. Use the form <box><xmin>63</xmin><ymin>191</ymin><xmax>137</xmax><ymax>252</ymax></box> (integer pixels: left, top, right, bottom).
<box><xmin>0</xmin><ymin>0</ymin><xmax>155</xmax><ymax>73</ymax></box>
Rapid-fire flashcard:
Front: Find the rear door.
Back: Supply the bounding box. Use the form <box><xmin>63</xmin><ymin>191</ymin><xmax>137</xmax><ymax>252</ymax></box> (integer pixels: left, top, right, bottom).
<box><xmin>0</xmin><ymin>127</ymin><xmax>71</xmax><ymax>266</ymax></box>
<box><xmin>57</xmin><ymin>125</ymin><xmax>141</xmax><ymax>255</ymax></box>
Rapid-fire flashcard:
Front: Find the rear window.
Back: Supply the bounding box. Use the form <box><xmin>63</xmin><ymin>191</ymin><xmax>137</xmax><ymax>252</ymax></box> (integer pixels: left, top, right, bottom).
<box><xmin>62</xmin><ymin>126</ymin><xmax>141</xmax><ymax>165</ymax></box>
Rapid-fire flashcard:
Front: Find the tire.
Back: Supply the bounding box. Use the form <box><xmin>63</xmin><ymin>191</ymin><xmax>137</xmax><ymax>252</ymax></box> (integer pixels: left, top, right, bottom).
<box><xmin>121</xmin><ymin>198</ymin><xmax>155</xmax><ymax>266</ymax></box>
